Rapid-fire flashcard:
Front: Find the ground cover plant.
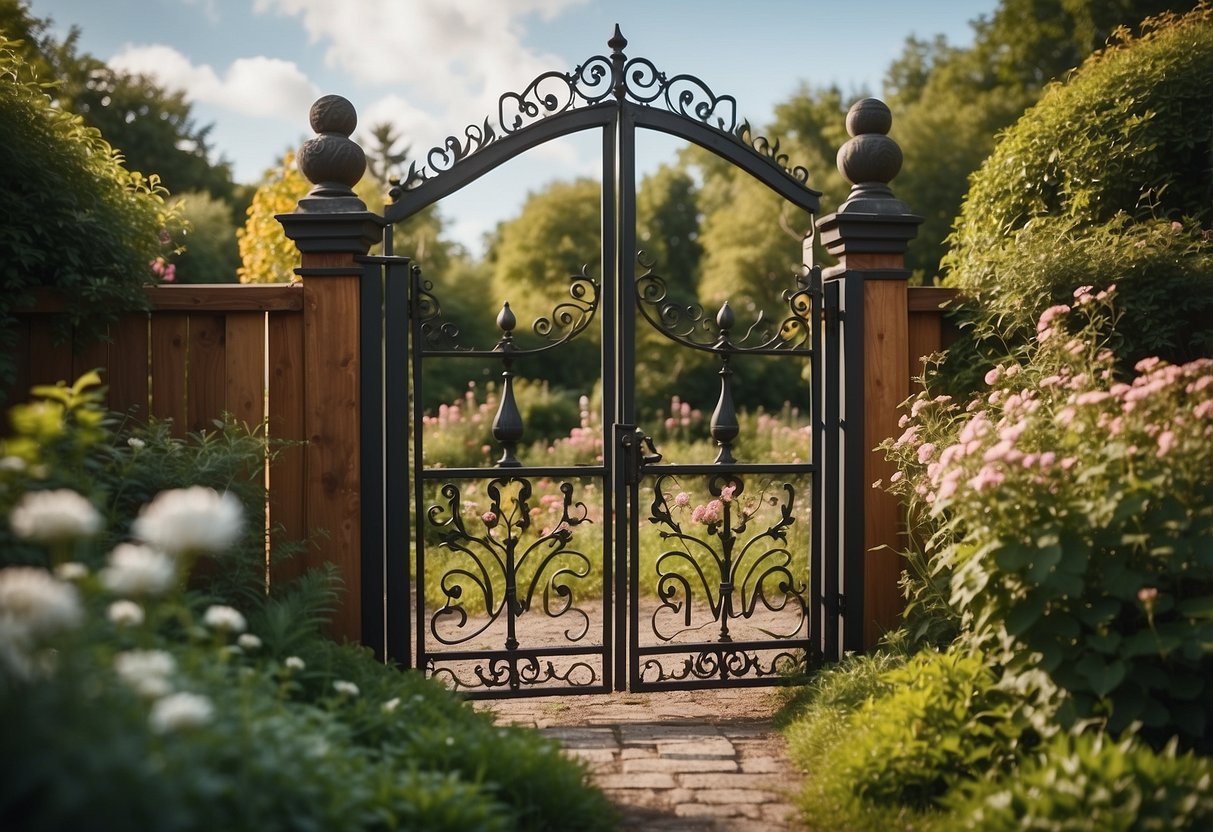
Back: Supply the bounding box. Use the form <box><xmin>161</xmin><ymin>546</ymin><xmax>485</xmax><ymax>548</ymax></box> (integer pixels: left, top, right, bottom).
<box><xmin>0</xmin><ymin>375</ymin><xmax>615</xmax><ymax>832</ymax></box>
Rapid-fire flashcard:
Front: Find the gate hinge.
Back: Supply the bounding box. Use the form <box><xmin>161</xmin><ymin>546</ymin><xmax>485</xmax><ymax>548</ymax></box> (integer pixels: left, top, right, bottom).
<box><xmin>617</xmin><ymin>425</ymin><xmax>662</xmax><ymax>486</ymax></box>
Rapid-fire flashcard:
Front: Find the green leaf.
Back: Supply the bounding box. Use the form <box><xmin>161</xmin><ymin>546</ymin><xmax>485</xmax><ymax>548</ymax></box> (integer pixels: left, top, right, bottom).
<box><xmin>1075</xmin><ymin>654</ymin><xmax>1127</xmax><ymax>697</ymax></box>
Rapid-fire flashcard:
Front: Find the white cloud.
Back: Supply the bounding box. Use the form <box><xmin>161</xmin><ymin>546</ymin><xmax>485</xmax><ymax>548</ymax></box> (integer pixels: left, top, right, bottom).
<box><xmin>108</xmin><ymin>45</ymin><xmax>320</xmax><ymax>123</ymax></box>
<box><xmin>253</xmin><ymin>0</ymin><xmax>588</xmax><ymax>140</ymax></box>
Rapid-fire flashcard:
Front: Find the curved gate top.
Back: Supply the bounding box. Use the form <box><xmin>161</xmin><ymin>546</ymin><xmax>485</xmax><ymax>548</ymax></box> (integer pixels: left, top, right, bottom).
<box><xmin>354</xmin><ymin>27</ymin><xmax>853</xmax><ymax>698</ymax></box>
<box><xmin>384</xmin><ymin>25</ymin><xmax>819</xmax><ymax>223</ymax></box>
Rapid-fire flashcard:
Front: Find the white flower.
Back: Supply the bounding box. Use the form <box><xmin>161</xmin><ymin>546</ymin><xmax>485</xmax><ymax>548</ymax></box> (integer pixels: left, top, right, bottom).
<box><xmin>107</xmin><ymin>600</ymin><xmax>145</xmax><ymax>627</ymax></box>
<box><xmin>0</xmin><ymin>456</ymin><xmax>26</xmax><ymax>472</ymax></box>
<box><xmin>236</xmin><ymin>633</ymin><xmax>261</xmax><ymax>651</ymax></box>
<box><xmin>0</xmin><ymin>567</ymin><xmax>82</xmax><ymax>678</ymax></box>
<box><xmin>284</xmin><ymin>656</ymin><xmax>305</xmax><ymax>671</ymax></box>
<box><xmin>332</xmin><ymin>680</ymin><xmax>359</xmax><ymax>697</ymax></box>
<box><xmin>202</xmin><ymin>605</ymin><xmax>246</xmax><ymax>634</ymax></box>
<box><xmin>132</xmin><ymin>487</ymin><xmax>244</xmax><ymax>557</ymax></box>
<box><xmin>9</xmin><ymin>489</ymin><xmax>102</xmax><ymax>543</ymax></box>
<box><xmin>113</xmin><ymin>649</ymin><xmax>176</xmax><ymax>698</ymax></box>
<box><xmin>0</xmin><ymin>566</ymin><xmax>83</xmax><ymax>638</ymax></box>
<box><xmin>53</xmin><ymin>562</ymin><xmax>88</xmax><ymax>581</ymax></box>
<box><xmin>149</xmin><ymin>692</ymin><xmax>213</xmax><ymax>733</ymax></box>
<box><xmin>127</xmin><ymin>437</ymin><xmax>146</xmax><ymax>450</ymax></box>
<box><xmin>100</xmin><ymin>544</ymin><xmax>176</xmax><ymax>596</ymax></box>
<box><xmin>382</xmin><ymin>697</ymin><xmax>401</xmax><ymax>713</ymax></box>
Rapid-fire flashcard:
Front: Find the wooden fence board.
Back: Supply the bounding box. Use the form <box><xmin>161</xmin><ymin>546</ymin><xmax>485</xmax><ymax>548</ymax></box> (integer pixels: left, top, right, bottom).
<box><xmin>186</xmin><ymin>314</ymin><xmax>225</xmax><ymax>434</ymax></box>
<box><xmin>150</xmin><ymin>313</ymin><xmax>189</xmax><ymax>434</ymax></box>
<box><xmin>72</xmin><ymin>328</ymin><xmax>111</xmax><ymax>386</ymax></box>
<box><xmin>224</xmin><ymin>312</ymin><xmax>266</xmax><ymax>429</ymax></box>
<box><xmin>268</xmin><ymin>311</ymin><xmax>306</xmax><ymax>585</ymax></box>
<box><xmin>28</xmin><ymin>321</ymin><xmax>74</xmax><ymax>391</ymax></box>
<box><xmin>107</xmin><ymin>314</ymin><xmax>150</xmax><ymax>424</ymax></box>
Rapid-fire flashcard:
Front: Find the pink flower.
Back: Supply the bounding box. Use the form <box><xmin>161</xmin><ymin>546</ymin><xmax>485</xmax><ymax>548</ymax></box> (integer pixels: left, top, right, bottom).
<box><xmin>890</xmin><ymin>471</ymin><xmax>904</xmax><ymax>483</ymax></box>
<box><xmin>1157</xmin><ymin>431</ymin><xmax>1176</xmax><ymax>457</ymax></box>
<box><xmin>984</xmin><ymin>367</ymin><xmax>1002</xmax><ymax>386</ymax></box>
<box><xmin>674</xmin><ymin>491</ymin><xmax>690</xmax><ymax>508</ymax></box>
<box><xmin>1037</xmin><ymin>304</ymin><xmax>1070</xmax><ymax>335</ymax></box>
<box><xmin>482</xmin><ymin>511</ymin><xmax>497</xmax><ymax>524</ymax></box>
<box><xmin>916</xmin><ymin>443</ymin><xmax>936</xmax><ymax>464</ymax></box>
<box><xmin>968</xmin><ymin>465</ymin><xmax>1005</xmax><ymax>493</ymax></box>
<box><xmin>1138</xmin><ymin>586</ymin><xmax>1159</xmax><ymax>603</ymax></box>
<box><xmin>720</xmin><ymin>484</ymin><xmax>736</xmax><ymax>502</ymax></box>
<box><xmin>690</xmin><ymin>505</ymin><xmax>706</xmax><ymax>524</ymax></box>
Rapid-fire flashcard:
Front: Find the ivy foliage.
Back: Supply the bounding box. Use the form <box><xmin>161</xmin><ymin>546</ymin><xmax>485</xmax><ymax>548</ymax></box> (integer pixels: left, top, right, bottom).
<box><xmin>0</xmin><ymin>37</ymin><xmax>175</xmax><ymax>390</ymax></box>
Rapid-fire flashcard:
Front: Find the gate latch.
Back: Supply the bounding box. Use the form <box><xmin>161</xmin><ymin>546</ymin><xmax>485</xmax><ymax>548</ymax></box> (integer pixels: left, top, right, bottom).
<box><xmin>618</xmin><ymin>425</ymin><xmax>662</xmax><ymax>485</ymax></box>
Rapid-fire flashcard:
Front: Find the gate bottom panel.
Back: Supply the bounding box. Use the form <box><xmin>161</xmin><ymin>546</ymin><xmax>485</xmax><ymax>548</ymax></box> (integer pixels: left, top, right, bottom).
<box><xmin>425</xmin><ymin>646</ymin><xmax>609</xmax><ymax>698</ymax></box>
<box><xmin>631</xmin><ymin>640</ymin><xmax>814</xmax><ymax>691</ymax></box>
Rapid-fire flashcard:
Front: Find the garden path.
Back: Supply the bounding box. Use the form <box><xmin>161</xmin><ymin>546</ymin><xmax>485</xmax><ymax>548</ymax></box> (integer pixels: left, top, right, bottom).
<box><xmin>478</xmin><ymin>687</ymin><xmax>800</xmax><ymax>831</ymax></box>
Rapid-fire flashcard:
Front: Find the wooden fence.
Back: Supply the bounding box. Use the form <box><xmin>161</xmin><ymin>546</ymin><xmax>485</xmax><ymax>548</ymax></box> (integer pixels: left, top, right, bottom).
<box><xmin>6</xmin><ymin>282</ymin><xmax>959</xmax><ymax>645</ymax></box>
<box><xmin>5</xmin><ymin>284</ymin><xmax>308</xmax><ymax>585</ymax></box>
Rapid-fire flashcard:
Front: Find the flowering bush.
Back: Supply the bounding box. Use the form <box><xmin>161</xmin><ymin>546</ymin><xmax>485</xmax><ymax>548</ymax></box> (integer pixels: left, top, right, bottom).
<box><xmin>0</xmin><ymin>376</ymin><xmax>615</xmax><ymax>831</ymax></box>
<box><xmin>887</xmin><ymin>286</ymin><xmax>1213</xmax><ymax>744</ymax></box>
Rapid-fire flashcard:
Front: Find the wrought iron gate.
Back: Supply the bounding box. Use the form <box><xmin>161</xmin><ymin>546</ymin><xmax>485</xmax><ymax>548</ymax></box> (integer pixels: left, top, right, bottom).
<box><xmin>360</xmin><ymin>28</ymin><xmax>846</xmax><ymax>698</ymax></box>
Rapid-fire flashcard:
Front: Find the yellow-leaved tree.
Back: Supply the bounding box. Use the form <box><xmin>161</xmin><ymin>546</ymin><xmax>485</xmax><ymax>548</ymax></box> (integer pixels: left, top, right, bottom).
<box><xmin>236</xmin><ymin>151</ymin><xmax>385</xmax><ymax>284</ymax></box>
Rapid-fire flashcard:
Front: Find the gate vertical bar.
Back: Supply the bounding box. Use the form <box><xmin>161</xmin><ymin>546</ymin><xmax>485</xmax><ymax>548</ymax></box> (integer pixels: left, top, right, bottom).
<box><xmin>602</xmin><ymin>111</ymin><xmax>623</xmax><ymax>691</ymax></box>
<box><xmin>820</xmin><ymin>279</ymin><xmax>841</xmax><ymax>660</ymax></box>
<box><xmin>816</xmin><ymin>98</ymin><xmax>921</xmax><ymax>651</ymax></box>
<box><xmin>384</xmin><ymin>256</ymin><xmax>412</xmax><ymax>666</ymax></box>
<box><xmin>409</xmin><ymin>263</ymin><xmax>427</xmax><ymax>672</ymax></box>
<box><xmin>359</xmin><ymin>257</ymin><xmax>386</xmax><ymax>660</ymax></box>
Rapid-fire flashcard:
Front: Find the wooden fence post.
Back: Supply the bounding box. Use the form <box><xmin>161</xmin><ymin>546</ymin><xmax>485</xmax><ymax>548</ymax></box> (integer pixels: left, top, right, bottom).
<box><xmin>277</xmin><ymin>95</ymin><xmax>384</xmax><ymax>642</ymax></box>
<box><xmin>816</xmin><ymin>99</ymin><xmax>922</xmax><ymax>650</ymax></box>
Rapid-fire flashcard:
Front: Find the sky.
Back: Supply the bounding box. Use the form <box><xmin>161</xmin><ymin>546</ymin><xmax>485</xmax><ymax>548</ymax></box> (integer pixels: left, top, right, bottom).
<box><xmin>28</xmin><ymin>0</ymin><xmax>1000</xmax><ymax>254</ymax></box>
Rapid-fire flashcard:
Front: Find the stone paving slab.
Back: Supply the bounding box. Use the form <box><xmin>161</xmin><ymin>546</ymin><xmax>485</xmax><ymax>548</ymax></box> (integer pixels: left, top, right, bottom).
<box><xmin>476</xmin><ymin>688</ymin><xmax>800</xmax><ymax>831</ymax></box>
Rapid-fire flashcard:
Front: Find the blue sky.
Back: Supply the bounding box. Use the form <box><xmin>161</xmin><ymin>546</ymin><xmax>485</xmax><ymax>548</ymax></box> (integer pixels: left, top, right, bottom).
<box><xmin>28</xmin><ymin>0</ymin><xmax>1000</xmax><ymax>252</ymax></box>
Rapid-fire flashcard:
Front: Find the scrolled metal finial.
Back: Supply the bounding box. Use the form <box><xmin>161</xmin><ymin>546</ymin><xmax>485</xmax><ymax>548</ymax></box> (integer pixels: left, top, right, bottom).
<box><xmin>834</xmin><ymin>98</ymin><xmax>909</xmax><ymax>214</ymax></box>
<box><xmin>295</xmin><ymin>94</ymin><xmax>368</xmax><ymax>212</ymax></box>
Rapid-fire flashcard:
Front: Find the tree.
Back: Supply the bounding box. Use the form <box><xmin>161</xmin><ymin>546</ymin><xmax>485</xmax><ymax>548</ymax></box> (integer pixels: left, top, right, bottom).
<box><xmin>885</xmin><ymin>0</ymin><xmax>1202</xmax><ymax>280</ymax></box>
<box><xmin>0</xmin><ymin>34</ymin><xmax>174</xmax><ymax>391</ymax></box>
<box><xmin>937</xmin><ymin>4</ymin><xmax>1213</xmax><ymax>391</ymax></box>
<box><xmin>0</xmin><ymin>0</ymin><xmax>236</xmax><ymax>204</ymax></box>
<box><xmin>170</xmin><ymin>191</ymin><xmax>239</xmax><ymax>283</ymax></box>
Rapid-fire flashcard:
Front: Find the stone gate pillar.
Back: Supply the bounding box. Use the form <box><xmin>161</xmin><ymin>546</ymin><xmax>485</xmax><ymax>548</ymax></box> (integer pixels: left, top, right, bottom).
<box><xmin>277</xmin><ymin>95</ymin><xmax>384</xmax><ymax>642</ymax></box>
<box><xmin>816</xmin><ymin>98</ymin><xmax>922</xmax><ymax>650</ymax></box>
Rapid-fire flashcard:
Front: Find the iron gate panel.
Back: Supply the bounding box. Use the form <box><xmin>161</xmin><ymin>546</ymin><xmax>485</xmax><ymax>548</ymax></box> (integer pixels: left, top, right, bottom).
<box><xmin>365</xmin><ymin>28</ymin><xmax>844</xmax><ymax>698</ymax></box>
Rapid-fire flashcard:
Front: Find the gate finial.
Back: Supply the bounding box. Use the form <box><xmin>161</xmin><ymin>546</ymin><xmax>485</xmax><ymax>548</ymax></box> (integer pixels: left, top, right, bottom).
<box><xmin>294</xmin><ymin>94</ymin><xmax>369</xmax><ymax>214</ymax></box>
<box><xmin>610</xmin><ymin>24</ymin><xmax>628</xmax><ymax>101</ymax></box>
<box><xmin>834</xmin><ymin>98</ymin><xmax>909</xmax><ymax>215</ymax></box>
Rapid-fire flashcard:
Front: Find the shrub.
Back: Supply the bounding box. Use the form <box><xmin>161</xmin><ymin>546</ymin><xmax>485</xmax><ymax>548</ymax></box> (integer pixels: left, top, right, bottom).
<box><xmin>939</xmin><ymin>5</ymin><xmax>1213</xmax><ymax>392</ymax></box>
<box><xmin>945</xmin><ymin>732</ymin><xmax>1213</xmax><ymax>831</ymax></box>
<box><xmin>888</xmin><ymin>288</ymin><xmax>1213</xmax><ymax>747</ymax></box>
<box><xmin>0</xmin><ymin>375</ymin><xmax>616</xmax><ymax>832</ymax></box>
<box><xmin>0</xmin><ymin>37</ymin><xmax>175</xmax><ymax>394</ymax></box>
<box><xmin>946</xmin><ymin>5</ymin><xmax>1213</xmax><ymax>265</ymax></box>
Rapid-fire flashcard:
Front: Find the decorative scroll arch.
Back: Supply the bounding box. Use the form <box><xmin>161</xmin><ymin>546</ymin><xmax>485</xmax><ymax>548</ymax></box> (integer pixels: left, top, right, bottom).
<box><xmin>382</xmin><ymin>26</ymin><xmax>820</xmax><ymax>224</ymax></box>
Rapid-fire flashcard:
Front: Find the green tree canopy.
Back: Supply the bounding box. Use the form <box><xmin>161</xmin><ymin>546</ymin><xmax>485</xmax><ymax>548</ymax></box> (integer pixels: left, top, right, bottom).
<box><xmin>937</xmin><ymin>4</ymin><xmax>1213</xmax><ymax>390</ymax></box>
<box><xmin>0</xmin><ymin>34</ymin><xmax>174</xmax><ymax>390</ymax></box>
<box><xmin>885</xmin><ymin>0</ymin><xmax>1201</xmax><ymax>279</ymax></box>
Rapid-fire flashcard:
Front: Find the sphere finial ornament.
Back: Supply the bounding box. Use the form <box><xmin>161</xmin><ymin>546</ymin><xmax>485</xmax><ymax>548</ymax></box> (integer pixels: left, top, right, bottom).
<box><xmin>294</xmin><ymin>94</ymin><xmax>368</xmax><ymax>213</ymax></box>
<box><xmin>834</xmin><ymin>98</ymin><xmax>908</xmax><ymax>214</ymax></box>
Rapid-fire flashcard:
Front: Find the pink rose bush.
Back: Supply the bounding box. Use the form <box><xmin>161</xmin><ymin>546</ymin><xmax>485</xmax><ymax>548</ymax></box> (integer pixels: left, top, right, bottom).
<box><xmin>885</xmin><ymin>286</ymin><xmax>1213</xmax><ymax>741</ymax></box>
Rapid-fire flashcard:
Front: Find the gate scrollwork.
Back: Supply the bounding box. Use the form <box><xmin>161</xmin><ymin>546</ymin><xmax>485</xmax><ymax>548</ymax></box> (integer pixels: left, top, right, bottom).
<box><xmin>426</xmin><ymin>477</ymin><xmax>595</xmax><ymax>648</ymax></box>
